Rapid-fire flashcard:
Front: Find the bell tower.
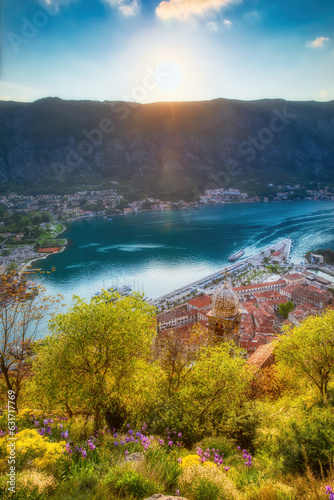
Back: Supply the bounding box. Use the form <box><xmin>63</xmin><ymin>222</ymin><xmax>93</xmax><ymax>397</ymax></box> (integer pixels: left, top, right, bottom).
<box><xmin>207</xmin><ymin>271</ymin><xmax>241</xmax><ymax>346</ymax></box>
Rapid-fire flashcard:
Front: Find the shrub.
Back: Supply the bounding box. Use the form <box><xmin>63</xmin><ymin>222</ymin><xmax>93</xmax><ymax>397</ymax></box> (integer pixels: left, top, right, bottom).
<box><xmin>243</xmin><ymin>480</ymin><xmax>295</xmax><ymax>500</ymax></box>
<box><xmin>256</xmin><ymin>405</ymin><xmax>334</xmax><ymax>475</ymax></box>
<box><xmin>144</xmin><ymin>447</ymin><xmax>182</xmax><ymax>491</ymax></box>
<box><xmin>0</xmin><ymin>470</ymin><xmax>57</xmax><ymax>500</ymax></box>
<box><xmin>181</xmin><ymin>455</ymin><xmax>217</xmax><ymax>469</ymax></box>
<box><xmin>179</xmin><ymin>464</ymin><xmax>239</xmax><ymax>500</ymax></box>
<box><xmin>196</xmin><ymin>437</ymin><xmax>236</xmax><ymax>459</ymax></box>
<box><xmin>193</xmin><ymin>478</ymin><xmax>221</xmax><ymax>500</ymax></box>
<box><xmin>0</xmin><ymin>429</ymin><xmax>66</xmax><ymax>473</ymax></box>
<box><xmin>105</xmin><ymin>466</ymin><xmax>160</xmax><ymax>498</ymax></box>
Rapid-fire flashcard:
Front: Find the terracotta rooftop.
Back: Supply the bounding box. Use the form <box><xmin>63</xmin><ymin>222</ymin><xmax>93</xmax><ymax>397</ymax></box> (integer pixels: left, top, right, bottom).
<box><xmin>188</xmin><ymin>295</ymin><xmax>211</xmax><ymax>309</ymax></box>
<box><xmin>234</xmin><ymin>280</ymin><xmax>286</xmax><ymax>292</ymax></box>
<box><xmin>284</xmin><ymin>273</ymin><xmax>305</xmax><ymax>280</ymax></box>
<box><xmin>247</xmin><ymin>343</ymin><xmax>275</xmax><ymax>369</ymax></box>
<box><xmin>157</xmin><ymin>308</ymin><xmax>188</xmax><ymax>322</ymax></box>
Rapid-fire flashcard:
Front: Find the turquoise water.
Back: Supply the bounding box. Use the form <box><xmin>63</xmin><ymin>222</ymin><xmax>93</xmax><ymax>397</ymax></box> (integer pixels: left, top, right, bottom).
<box><xmin>36</xmin><ymin>201</ymin><xmax>334</xmax><ymax>303</ymax></box>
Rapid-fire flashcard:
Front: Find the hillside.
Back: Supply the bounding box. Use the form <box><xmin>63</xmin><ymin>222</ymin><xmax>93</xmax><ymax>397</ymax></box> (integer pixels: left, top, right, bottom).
<box><xmin>0</xmin><ymin>97</ymin><xmax>334</xmax><ymax>199</ymax></box>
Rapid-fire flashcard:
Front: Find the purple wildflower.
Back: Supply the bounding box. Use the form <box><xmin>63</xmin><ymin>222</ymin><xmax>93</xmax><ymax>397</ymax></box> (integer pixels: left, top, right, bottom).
<box><xmin>326</xmin><ymin>486</ymin><xmax>334</xmax><ymax>500</ymax></box>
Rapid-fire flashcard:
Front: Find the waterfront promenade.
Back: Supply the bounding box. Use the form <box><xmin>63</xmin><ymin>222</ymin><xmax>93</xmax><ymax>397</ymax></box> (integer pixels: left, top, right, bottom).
<box><xmin>150</xmin><ymin>238</ymin><xmax>292</xmax><ymax>309</ymax></box>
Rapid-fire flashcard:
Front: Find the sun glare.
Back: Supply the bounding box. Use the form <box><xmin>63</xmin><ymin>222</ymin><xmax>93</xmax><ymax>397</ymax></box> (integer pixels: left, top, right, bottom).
<box><xmin>154</xmin><ymin>60</ymin><xmax>183</xmax><ymax>91</ymax></box>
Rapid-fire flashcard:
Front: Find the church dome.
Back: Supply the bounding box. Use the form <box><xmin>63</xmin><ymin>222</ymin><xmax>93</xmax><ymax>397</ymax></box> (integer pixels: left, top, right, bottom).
<box><xmin>211</xmin><ymin>282</ymin><xmax>240</xmax><ymax>318</ymax></box>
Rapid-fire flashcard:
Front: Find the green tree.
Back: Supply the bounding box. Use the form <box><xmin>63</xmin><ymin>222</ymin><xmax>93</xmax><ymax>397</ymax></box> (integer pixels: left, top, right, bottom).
<box><xmin>278</xmin><ymin>300</ymin><xmax>295</xmax><ymax>319</ymax></box>
<box><xmin>183</xmin><ymin>343</ymin><xmax>251</xmax><ymax>436</ymax></box>
<box><xmin>276</xmin><ymin>309</ymin><xmax>334</xmax><ymax>399</ymax></box>
<box><xmin>32</xmin><ymin>291</ymin><xmax>156</xmax><ymax>429</ymax></box>
<box><xmin>156</xmin><ymin>323</ymin><xmax>212</xmax><ymax>398</ymax></box>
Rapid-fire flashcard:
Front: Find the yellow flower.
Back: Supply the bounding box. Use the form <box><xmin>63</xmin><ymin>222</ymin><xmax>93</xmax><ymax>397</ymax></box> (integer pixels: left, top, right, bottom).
<box><xmin>180</xmin><ymin>455</ymin><xmax>217</xmax><ymax>469</ymax></box>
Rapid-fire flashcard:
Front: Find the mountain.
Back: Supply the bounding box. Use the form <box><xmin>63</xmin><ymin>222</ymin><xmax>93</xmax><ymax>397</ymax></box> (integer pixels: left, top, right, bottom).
<box><xmin>0</xmin><ymin>97</ymin><xmax>333</xmax><ymax>199</ymax></box>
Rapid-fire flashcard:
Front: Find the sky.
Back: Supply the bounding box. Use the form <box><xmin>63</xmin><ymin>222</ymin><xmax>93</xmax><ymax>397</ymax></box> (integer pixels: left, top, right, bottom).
<box><xmin>1</xmin><ymin>0</ymin><xmax>333</xmax><ymax>103</ymax></box>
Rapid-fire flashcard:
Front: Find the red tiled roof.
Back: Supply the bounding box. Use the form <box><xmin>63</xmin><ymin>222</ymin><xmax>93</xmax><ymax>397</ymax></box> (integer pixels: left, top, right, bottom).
<box><xmin>247</xmin><ymin>343</ymin><xmax>275</xmax><ymax>369</ymax></box>
<box><xmin>157</xmin><ymin>308</ymin><xmax>188</xmax><ymax>322</ymax></box>
<box><xmin>188</xmin><ymin>295</ymin><xmax>211</xmax><ymax>309</ymax></box>
<box><xmin>234</xmin><ymin>280</ymin><xmax>286</xmax><ymax>292</ymax></box>
<box><xmin>284</xmin><ymin>273</ymin><xmax>304</xmax><ymax>280</ymax></box>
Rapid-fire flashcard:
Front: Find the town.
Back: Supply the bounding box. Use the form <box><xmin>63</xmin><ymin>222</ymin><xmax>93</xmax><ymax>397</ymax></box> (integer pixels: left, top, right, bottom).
<box><xmin>154</xmin><ymin>239</ymin><xmax>334</xmax><ymax>364</ymax></box>
<box><xmin>0</xmin><ymin>183</ymin><xmax>333</xmax><ymax>268</ymax></box>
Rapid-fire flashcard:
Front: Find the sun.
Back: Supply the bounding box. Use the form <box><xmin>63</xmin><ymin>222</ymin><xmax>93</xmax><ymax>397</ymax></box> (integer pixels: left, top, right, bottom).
<box><xmin>154</xmin><ymin>60</ymin><xmax>183</xmax><ymax>92</ymax></box>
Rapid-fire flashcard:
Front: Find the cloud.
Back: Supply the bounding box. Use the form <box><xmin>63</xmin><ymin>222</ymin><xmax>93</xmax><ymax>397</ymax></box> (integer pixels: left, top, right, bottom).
<box><xmin>306</xmin><ymin>36</ymin><xmax>330</xmax><ymax>49</ymax></box>
<box><xmin>243</xmin><ymin>10</ymin><xmax>261</xmax><ymax>23</ymax></box>
<box><xmin>206</xmin><ymin>19</ymin><xmax>231</xmax><ymax>30</ymax></box>
<box><xmin>206</xmin><ymin>21</ymin><xmax>218</xmax><ymax>31</ymax></box>
<box><xmin>156</xmin><ymin>0</ymin><xmax>239</xmax><ymax>21</ymax></box>
<box><xmin>103</xmin><ymin>0</ymin><xmax>140</xmax><ymax>16</ymax></box>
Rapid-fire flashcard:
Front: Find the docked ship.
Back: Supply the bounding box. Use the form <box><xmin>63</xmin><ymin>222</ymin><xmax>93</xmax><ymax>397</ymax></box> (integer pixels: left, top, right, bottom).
<box><xmin>228</xmin><ymin>249</ymin><xmax>245</xmax><ymax>262</ymax></box>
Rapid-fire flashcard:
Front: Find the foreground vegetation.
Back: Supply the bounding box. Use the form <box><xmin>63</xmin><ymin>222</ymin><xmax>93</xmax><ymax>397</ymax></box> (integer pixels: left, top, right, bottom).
<box><xmin>1</xmin><ymin>273</ymin><xmax>334</xmax><ymax>499</ymax></box>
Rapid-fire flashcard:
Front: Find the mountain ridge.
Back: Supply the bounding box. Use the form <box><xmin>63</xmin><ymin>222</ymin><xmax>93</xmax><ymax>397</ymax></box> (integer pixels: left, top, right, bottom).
<box><xmin>0</xmin><ymin>97</ymin><xmax>333</xmax><ymax>198</ymax></box>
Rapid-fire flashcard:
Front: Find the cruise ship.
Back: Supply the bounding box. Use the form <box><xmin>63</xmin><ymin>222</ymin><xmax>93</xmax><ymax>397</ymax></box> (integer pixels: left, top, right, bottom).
<box><xmin>228</xmin><ymin>249</ymin><xmax>245</xmax><ymax>262</ymax></box>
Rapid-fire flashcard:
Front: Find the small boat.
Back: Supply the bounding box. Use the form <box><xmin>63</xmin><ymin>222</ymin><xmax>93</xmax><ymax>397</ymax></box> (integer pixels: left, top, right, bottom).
<box><xmin>228</xmin><ymin>249</ymin><xmax>245</xmax><ymax>262</ymax></box>
<box><xmin>107</xmin><ymin>218</ymin><xmax>113</xmax><ymax>221</ymax></box>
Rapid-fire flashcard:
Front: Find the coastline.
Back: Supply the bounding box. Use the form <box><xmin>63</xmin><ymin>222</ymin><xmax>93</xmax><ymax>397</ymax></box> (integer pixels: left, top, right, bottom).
<box><xmin>21</xmin><ymin>223</ymin><xmax>69</xmax><ymax>272</ymax></box>
<box><xmin>3</xmin><ymin>199</ymin><xmax>334</xmax><ymax>273</ymax></box>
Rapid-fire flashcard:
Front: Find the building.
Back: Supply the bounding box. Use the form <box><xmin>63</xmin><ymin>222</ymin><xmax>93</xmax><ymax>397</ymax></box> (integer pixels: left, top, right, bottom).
<box><xmin>280</xmin><ymin>285</ymin><xmax>300</xmax><ymax>300</ymax></box>
<box><xmin>233</xmin><ymin>280</ymin><xmax>286</xmax><ymax>302</ymax></box>
<box><xmin>283</xmin><ymin>273</ymin><xmax>306</xmax><ymax>286</ymax></box>
<box><xmin>288</xmin><ymin>303</ymin><xmax>318</xmax><ymax>326</ymax></box>
<box><xmin>310</xmin><ymin>254</ymin><xmax>324</xmax><ymax>264</ymax></box>
<box><xmin>305</xmin><ymin>273</ymin><xmax>332</xmax><ymax>291</ymax></box>
<box><xmin>207</xmin><ymin>280</ymin><xmax>242</xmax><ymax>345</ymax></box>
<box><xmin>187</xmin><ymin>295</ymin><xmax>211</xmax><ymax>311</ymax></box>
<box><xmin>156</xmin><ymin>308</ymin><xmax>191</xmax><ymax>331</ymax></box>
<box><xmin>292</xmin><ymin>285</ymin><xmax>331</xmax><ymax>309</ymax></box>
<box><xmin>270</xmin><ymin>250</ymin><xmax>284</xmax><ymax>263</ymax></box>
